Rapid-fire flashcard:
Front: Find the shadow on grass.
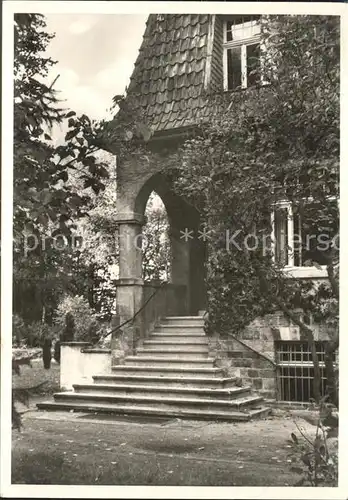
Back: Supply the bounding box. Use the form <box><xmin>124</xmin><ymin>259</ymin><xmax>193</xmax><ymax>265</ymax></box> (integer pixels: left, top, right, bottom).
<box><xmin>11</xmin><ymin>443</ymin><xmax>298</xmax><ymax>486</ymax></box>
<box><xmin>12</xmin><ymin>451</ymin><xmax>160</xmax><ymax>485</ymax></box>
<box><xmin>12</xmin><ymin>361</ymin><xmax>60</xmax><ymax>397</ymax></box>
<box><xmin>12</xmin><ymin>452</ymin><xmax>65</xmax><ymax>484</ymax></box>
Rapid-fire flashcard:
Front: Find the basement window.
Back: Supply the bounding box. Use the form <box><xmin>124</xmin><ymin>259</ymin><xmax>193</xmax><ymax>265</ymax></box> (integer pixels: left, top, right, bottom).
<box><xmin>275</xmin><ymin>341</ymin><xmax>336</xmax><ymax>403</ymax></box>
<box><xmin>223</xmin><ymin>16</ymin><xmax>262</xmax><ymax>91</ymax></box>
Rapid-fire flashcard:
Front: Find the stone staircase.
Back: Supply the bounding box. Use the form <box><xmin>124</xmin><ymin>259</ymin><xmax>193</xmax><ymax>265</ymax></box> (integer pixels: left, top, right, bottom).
<box><xmin>37</xmin><ymin>316</ymin><xmax>270</xmax><ymax>421</ymax></box>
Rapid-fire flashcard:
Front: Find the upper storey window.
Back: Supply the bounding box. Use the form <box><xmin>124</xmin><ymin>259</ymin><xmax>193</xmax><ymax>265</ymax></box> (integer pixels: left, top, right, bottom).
<box><xmin>223</xmin><ymin>16</ymin><xmax>261</xmax><ymax>91</ymax></box>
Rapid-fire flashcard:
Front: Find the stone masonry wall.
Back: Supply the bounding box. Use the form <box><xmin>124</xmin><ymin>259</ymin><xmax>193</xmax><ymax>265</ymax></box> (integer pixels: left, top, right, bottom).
<box><xmin>208</xmin><ymin>334</ymin><xmax>277</xmax><ymax>400</ymax></box>
<box><xmin>208</xmin><ymin>310</ymin><xmax>333</xmax><ymax>401</ymax></box>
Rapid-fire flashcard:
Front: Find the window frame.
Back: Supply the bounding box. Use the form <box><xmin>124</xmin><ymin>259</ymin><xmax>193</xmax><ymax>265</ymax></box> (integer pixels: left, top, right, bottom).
<box><xmin>222</xmin><ymin>17</ymin><xmax>264</xmax><ymax>91</ymax></box>
<box><xmin>271</xmin><ymin>198</ymin><xmax>338</xmax><ymax>278</ymax></box>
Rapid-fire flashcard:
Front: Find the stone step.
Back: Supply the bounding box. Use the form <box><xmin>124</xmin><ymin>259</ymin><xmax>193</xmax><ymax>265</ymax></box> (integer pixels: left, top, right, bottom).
<box><xmin>143</xmin><ymin>340</ymin><xmax>209</xmax><ymax>348</ymax></box>
<box><xmin>149</xmin><ymin>333</ymin><xmax>207</xmax><ymax>342</ymax></box>
<box><xmin>135</xmin><ymin>348</ymin><xmax>209</xmax><ymax>359</ymax></box>
<box><xmin>37</xmin><ymin>401</ymin><xmax>271</xmax><ymax>422</ymax></box>
<box><xmin>163</xmin><ymin>316</ymin><xmax>205</xmax><ymax>320</ymax></box>
<box><xmin>93</xmin><ymin>374</ymin><xmax>237</xmax><ymax>389</ymax></box>
<box><xmin>154</xmin><ymin>325</ymin><xmax>205</xmax><ymax>334</ymax></box>
<box><xmin>72</xmin><ymin>383</ymin><xmax>251</xmax><ymax>400</ymax></box>
<box><xmin>123</xmin><ymin>356</ymin><xmax>215</xmax><ymax>368</ymax></box>
<box><xmin>111</xmin><ymin>365</ymin><xmax>225</xmax><ymax>378</ymax></box>
<box><xmin>52</xmin><ymin>391</ymin><xmax>265</xmax><ymax>413</ymax></box>
<box><xmin>36</xmin><ymin>314</ymin><xmax>270</xmax><ymax>423</ymax></box>
<box><xmin>160</xmin><ymin>317</ymin><xmax>205</xmax><ymax>326</ymax></box>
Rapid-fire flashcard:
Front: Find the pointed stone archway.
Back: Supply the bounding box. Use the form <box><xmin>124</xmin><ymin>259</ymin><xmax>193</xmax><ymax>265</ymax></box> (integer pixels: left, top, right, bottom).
<box><xmin>104</xmin><ymin>12</ymin><xmax>217</xmax><ymax>343</ymax></box>
<box><xmin>114</xmin><ymin>164</ymin><xmax>206</xmax><ymax>341</ymax></box>
<box><xmin>136</xmin><ymin>172</ymin><xmax>207</xmax><ymax>316</ymax></box>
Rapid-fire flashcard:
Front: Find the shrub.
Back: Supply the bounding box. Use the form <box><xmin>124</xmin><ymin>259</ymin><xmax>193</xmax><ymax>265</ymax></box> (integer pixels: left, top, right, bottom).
<box><xmin>62</xmin><ymin>312</ymin><xmax>75</xmax><ymax>341</ymax></box>
<box><xmin>86</xmin><ymin>320</ymin><xmax>100</xmax><ymax>344</ymax></box>
<box><xmin>27</xmin><ymin>322</ymin><xmax>42</xmax><ymax>347</ymax></box>
<box><xmin>12</xmin><ymin>314</ymin><xmax>28</xmax><ymax>346</ymax></box>
<box><xmin>54</xmin><ymin>294</ymin><xmax>101</xmax><ymax>342</ymax></box>
<box><xmin>95</xmin><ymin>322</ymin><xmax>112</xmax><ymax>348</ymax></box>
<box><xmin>13</xmin><ymin>319</ymin><xmax>50</xmax><ymax>348</ymax></box>
<box><xmin>286</xmin><ymin>400</ymin><xmax>338</xmax><ymax>486</ymax></box>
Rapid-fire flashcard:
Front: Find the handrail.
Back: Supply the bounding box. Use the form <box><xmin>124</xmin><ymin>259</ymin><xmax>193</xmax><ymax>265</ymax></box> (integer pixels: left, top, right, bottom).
<box><xmin>94</xmin><ymin>285</ymin><xmax>276</xmax><ymax>368</ymax></box>
<box><xmin>221</xmin><ymin>330</ymin><xmax>277</xmax><ymax>367</ymax></box>
<box><xmin>95</xmin><ymin>280</ymin><xmax>167</xmax><ymax>344</ymax></box>
<box><xmin>230</xmin><ymin>333</ymin><xmax>276</xmax><ymax>366</ymax></box>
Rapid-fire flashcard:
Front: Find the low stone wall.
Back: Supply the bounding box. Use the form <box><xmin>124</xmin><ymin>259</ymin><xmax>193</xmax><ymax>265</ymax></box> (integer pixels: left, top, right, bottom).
<box><xmin>60</xmin><ymin>342</ymin><xmax>111</xmax><ymax>391</ymax></box>
<box><xmin>111</xmin><ymin>282</ymin><xmax>187</xmax><ymax>364</ymax></box>
<box><xmin>140</xmin><ymin>282</ymin><xmax>187</xmax><ymax>339</ymax></box>
<box><xmin>110</xmin><ymin>322</ymin><xmax>136</xmax><ymax>365</ymax></box>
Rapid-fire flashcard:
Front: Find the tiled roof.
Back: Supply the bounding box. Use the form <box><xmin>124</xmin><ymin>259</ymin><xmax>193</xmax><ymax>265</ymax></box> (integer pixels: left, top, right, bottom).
<box><xmin>126</xmin><ymin>14</ymin><xmax>215</xmax><ymax>133</ymax></box>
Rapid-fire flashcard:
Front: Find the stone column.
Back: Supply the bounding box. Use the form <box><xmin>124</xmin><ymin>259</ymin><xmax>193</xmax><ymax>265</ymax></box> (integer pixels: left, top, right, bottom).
<box><xmin>112</xmin><ymin>212</ymin><xmax>145</xmax><ymax>361</ymax></box>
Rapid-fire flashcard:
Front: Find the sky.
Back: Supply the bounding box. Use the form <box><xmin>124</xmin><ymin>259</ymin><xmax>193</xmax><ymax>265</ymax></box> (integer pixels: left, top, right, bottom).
<box><xmin>42</xmin><ymin>13</ymin><xmax>164</xmax><ymax>210</ymax></box>
<box><xmin>44</xmin><ymin>14</ymin><xmax>148</xmax><ymax>121</ymax></box>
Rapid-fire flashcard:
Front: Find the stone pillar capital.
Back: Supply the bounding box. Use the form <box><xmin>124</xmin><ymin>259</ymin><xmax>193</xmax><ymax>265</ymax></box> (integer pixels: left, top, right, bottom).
<box><xmin>115</xmin><ymin>212</ymin><xmax>146</xmax><ymax>226</ymax></box>
<box><xmin>115</xmin><ymin>278</ymin><xmax>144</xmax><ymax>286</ymax></box>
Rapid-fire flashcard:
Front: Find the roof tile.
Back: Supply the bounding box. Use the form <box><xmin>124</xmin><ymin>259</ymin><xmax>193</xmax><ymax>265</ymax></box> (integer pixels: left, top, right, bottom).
<box><xmin>124</xmin><ymin>14</ymin><xmax>213</xmax><ymax>132</ymax></box>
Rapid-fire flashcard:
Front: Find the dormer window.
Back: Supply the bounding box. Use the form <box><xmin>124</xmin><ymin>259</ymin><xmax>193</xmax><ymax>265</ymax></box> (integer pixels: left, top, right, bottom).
<box><xmin>223</xmin><ymin>16</ymin><xmax>261</xmax><ymax>91</ymax></box>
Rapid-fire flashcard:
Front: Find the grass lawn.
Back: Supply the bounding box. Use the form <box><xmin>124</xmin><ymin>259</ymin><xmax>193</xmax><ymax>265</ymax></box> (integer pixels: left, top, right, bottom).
<box><xmin>11</xmin><ymin>411</ymin><xmax>321</xmax><ymax>486</ymax></box>
<box><xmin>13</xmin><ymin>358</ymin><xmax>60</xmax><ymax>399</ymax></box>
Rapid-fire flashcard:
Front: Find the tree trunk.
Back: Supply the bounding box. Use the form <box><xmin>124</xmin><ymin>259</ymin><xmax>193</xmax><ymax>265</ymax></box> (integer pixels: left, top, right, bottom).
<box><xmin>42</xmin><ymin>338</ymin><xmax>52</xmax><ymax>370</ymax></box>
<box><xmin>325</xmin><ymin>253</ymin><xmax>339</xmax><ymax>407</ymax></box>
<box><xmin>54</xmin><ymin>340</ymin><xmax>61</xmax><ymax>364</ymax></box>
<box><xmin>41</xmin><ymin>304</ymin><xmax>46</xmax><ymax>324</ymax></box>
<box><xmin>325</xmin><ymin>349</ymin><xmax>337</xmax><ymax>407</ymax></box>
<box><xmin>88</xmin><ymin>263</ymin><xmax>95</xmax><ymax>308</ymax></box>
<box><xmin>324</xmin><ymin>334</ymin><xmax>339</xmax><ymax>408</ymax></box>
<box><xmin>307</xmin><ymin>334</ymin><xmax>321</xmax><ymax>404</ymax></box>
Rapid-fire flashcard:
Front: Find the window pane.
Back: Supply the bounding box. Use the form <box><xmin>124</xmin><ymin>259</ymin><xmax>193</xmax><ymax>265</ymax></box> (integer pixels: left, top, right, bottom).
<box><xmin>298</xmin><ymin>201</ymin><xmax>339</xmax><ymax>266</ymax></box>
<box><xmin>227</xmin><ymin>47</ymin><xmax>242</xmax><ymax>90</ymax></box>
<box><xmin>226</xmin><ymin>21</ymin><xmax>233</xmax><ymax>42</ymax></box>
<box><xmin>227</xmin><ymin>16</ymin><xmax>261</xmax><ymax>41</ymax></box>
<box><xmin>274</xmin><ymin>207</ymin><xmax>288</xmax><ymax>265</ymax></box>
<box><xmin>247</xmin><ymin>43</ymin><xmax>260</xmax><ymax>86</ymax></box>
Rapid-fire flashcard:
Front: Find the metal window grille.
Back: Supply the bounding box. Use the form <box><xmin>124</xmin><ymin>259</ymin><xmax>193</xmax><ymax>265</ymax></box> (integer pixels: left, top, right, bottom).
<box><xmin>275</xmin><ymin>341</ymin><xmax>336</xmax><ymax>403</ymax></box>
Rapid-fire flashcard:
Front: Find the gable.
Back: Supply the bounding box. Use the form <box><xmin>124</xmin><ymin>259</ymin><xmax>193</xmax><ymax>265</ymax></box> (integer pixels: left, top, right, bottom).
<box><xmin>112</xmin><ymin>14</ymin><xmax>264</xmax><ymax>138</ymax></box>
<box><xmin>126</xmin><ymin>14</ymin><xmax>215</xmax><ymax>133</ymax></box>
